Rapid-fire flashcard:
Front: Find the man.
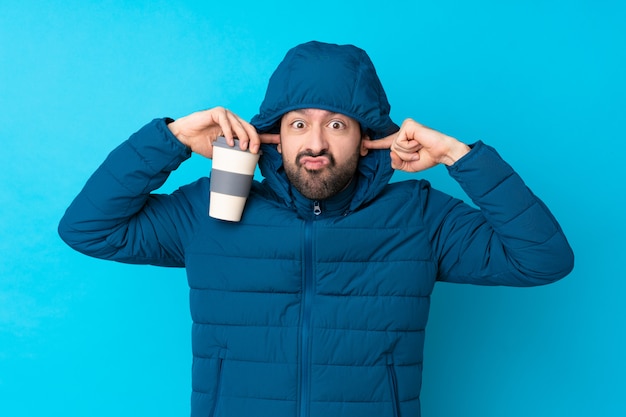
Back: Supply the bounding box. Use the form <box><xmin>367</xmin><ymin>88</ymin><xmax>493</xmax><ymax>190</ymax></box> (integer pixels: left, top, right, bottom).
<box><xmin>59</xmin><ymin>41</ymin><xmax>574</xmax><ymax>417</ymax></box>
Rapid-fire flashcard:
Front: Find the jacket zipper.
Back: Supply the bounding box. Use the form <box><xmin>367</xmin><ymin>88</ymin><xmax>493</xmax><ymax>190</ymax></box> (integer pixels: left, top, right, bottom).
<box><xmin>300</xmin><ymin>201</ymin><xmax>320</xmax><ymax>417</ymax></box>
<box><xmin>313</xmin><ymin>201</ymin><xmax>322</xmax><ymax>216</ymax></box>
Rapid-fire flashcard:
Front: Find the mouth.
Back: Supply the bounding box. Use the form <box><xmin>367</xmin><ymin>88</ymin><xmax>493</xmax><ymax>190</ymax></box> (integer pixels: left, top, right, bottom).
<box><xmin>296</xmin><ymin>152</ymin><xmax>335</xmax><ymax>171</ymax></box>
<box><xmin>299</xmin><ymin>155</ymin><xmax>331</xmax><ymax>170</ymax></box>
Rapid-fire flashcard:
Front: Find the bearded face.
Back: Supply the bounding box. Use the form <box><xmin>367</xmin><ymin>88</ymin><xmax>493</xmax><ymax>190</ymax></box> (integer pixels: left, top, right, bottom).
<box><xmin>279</xmin><ymin>109</ymin><xmax>364</xmax><ymax>200</ymax></box>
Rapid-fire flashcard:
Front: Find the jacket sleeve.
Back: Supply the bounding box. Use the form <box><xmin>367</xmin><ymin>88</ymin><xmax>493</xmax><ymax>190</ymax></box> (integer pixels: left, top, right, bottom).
<box><xmin>58</xmin><ymin>118</ymin><xmax>196</xmax><ymax>267</ymax></box>
<box><xmin>425</xmin><ymin>141</ymin><xmax>574</xmax><ymax>286</ymax></box>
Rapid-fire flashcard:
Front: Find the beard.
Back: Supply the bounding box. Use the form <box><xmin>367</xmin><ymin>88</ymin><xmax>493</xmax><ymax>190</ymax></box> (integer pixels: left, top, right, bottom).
<box><xmin>283</xmin><ymin>149</ymin><xmax>360</xmax><ymax>200</ymax></box>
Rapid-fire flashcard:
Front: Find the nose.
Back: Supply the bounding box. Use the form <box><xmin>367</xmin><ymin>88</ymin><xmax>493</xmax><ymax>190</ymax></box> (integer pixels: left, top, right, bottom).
<box><xmin>306</xmin><ymin>124</ymin><xmax>329</xmax><ymax>155</ymax></box>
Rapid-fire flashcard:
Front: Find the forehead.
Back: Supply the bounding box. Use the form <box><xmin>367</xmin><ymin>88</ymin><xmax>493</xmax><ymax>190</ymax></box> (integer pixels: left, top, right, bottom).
<box><xmin>283</xmin><ymin>108</ymin><xmax>356</xmax><ymax>122</ymax></box>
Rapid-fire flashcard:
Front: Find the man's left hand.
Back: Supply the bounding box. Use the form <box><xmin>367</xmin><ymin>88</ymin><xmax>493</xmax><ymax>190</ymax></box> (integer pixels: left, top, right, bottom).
<box><xmin>362</xmin><ymin>118</ymin><xmax>471</xmax><ymax>173</ymax></box>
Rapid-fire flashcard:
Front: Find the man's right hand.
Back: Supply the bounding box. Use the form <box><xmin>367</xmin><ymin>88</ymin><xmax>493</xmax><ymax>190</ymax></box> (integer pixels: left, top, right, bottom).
<box><xmin>167</xmin><ymin>107</ymin><xmax>279</xmax><ymax>158</ymax></box>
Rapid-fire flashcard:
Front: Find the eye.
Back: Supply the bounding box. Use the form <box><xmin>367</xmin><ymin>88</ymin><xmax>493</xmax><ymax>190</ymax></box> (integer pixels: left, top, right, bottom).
<box><xmin>328</xmin><ymin>120</ymin><xmax>346</xmax><ymax>130</ymax></box>
<box><xmin>290</xmin><ymin>120</ymin><xmax>306</xmax><ymax>129</ymax></box>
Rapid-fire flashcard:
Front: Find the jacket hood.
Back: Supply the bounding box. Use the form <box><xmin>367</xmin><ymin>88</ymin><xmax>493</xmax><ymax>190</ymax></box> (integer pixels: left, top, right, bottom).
<box><xmin>251</xmin><ymin>41</ymin><xmax>398</xmax><ymax>139</ymax></box>
<box><xmin>250</xmin><ymin>41</ymin><xmax>398</xmax><ymax>216</ymax></box>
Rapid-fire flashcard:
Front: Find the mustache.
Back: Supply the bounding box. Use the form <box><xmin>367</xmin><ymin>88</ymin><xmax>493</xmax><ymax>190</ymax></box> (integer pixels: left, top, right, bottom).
<box><xmin>296</xmin><ymin>150</ymin><xmax>336</xmax><ymax>166</ymax></box>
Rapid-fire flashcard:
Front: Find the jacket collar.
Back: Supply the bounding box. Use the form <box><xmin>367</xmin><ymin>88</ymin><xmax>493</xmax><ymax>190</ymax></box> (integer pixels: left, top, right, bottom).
<box><xmin>258</xmin><ymin>144</ymin><xmax>393</xmax><ymax>220</ymax></box>
<box><xmin>289</xmin><ymin>176</ymin><xmax>358</xmax><ymax>220</ymax></box>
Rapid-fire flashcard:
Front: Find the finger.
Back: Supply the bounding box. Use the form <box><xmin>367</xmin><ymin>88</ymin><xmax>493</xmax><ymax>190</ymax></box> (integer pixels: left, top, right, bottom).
<box><xmin>259</xmin><ymin>133</ymin><xmax>280</xmax><ymax>144</ymax></box>
<box><xmin>389</xmin><ymin>151</ymin><xmax>404</xmax><ymax>170</ymax></box>
<box><xmin>393</xmin><ymin>140</ymin><xmax>422</xmax><ymax>155</ymax></box>
<box><xmin>394</xmin><ymin>119</ymin><xmax>427</xmax><ymax>150</ymax></box>
<box><xmin>393</xmin><ymin>149</ymin><xmax>420</xmax><ymax>166</ymax></box>
<box><xmin>391</xmin><ymin>151</ymin><xmax>421</xmax><ymax>172</ymax></box>
<box><xmin>238</xmin><ymin>120</ymin><xmax>263</xmax><ymax>153</ymax></box>
<box><xmin>406</xmin><ymin>158</ymin><xmax>435</xmax><ymax>173</ymax></box>
<box><xmin>392</xmin><ymin>150</ymin><xmax>436</xmax><ymax>173</ymax></box>
<box><xmin>361</xmin><ymin>133</ymin><xmax>396</xmax><ymax>150</ymax></box>
<box><xmin>225</xmin><ymin>110</ymin><xmax>253</xmax><ymax>149</ymax></box>
<box><xmin>393</xmin><ymin>130</ymin><xmax>421</xmax><ymax>153</ymax></box>
<box><xmin>215</xmin><ymin>108</ymin><xmax>236</xmax><ymax>146</ymax></box>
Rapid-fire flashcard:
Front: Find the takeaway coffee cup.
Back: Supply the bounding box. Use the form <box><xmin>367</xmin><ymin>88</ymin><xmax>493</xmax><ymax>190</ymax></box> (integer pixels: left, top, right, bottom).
<box><xmin>209</xmin><ymin>136</ymin><xmax>260</xmax><ymax>222</ymax></box>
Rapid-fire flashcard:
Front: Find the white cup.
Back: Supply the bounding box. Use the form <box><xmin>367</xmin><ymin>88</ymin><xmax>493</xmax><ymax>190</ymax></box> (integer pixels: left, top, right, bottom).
<box><xmin>209</xmin><ymin>137</ymin><xmax>260</xmax><ymax>222</ymax></box>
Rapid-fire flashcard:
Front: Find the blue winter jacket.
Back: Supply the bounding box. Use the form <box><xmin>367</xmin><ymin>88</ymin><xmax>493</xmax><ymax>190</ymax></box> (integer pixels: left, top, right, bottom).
<box><xmin>58</xmin><ymin>41</ymin><xmax>574</xmax><ymax>417</ymax></box>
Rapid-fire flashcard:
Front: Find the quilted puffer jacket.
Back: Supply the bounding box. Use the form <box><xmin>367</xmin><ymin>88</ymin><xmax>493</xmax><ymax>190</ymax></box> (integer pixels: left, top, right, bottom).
<box><xmin>59</xmin><ymin>41</ymin><xmax>574</xmax><ymax>417</ymax></box>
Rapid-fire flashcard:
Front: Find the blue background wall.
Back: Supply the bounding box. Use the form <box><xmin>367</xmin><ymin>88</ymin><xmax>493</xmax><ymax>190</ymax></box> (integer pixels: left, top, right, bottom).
<box><xmin>1</xmin><ymin>1</ymin><xmax>624</xmax><ymax>415</ymax></box>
